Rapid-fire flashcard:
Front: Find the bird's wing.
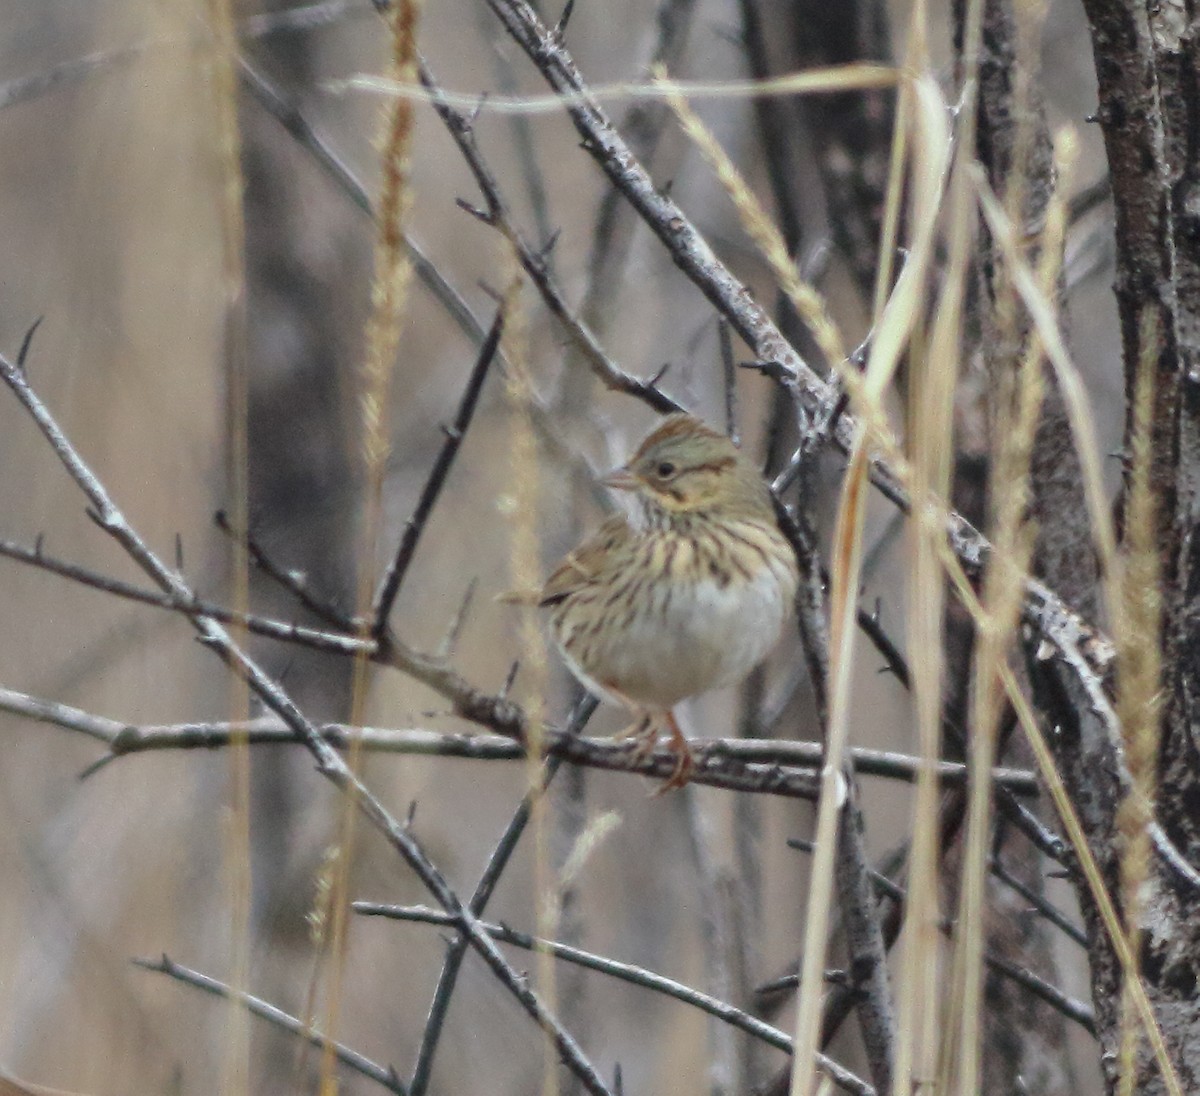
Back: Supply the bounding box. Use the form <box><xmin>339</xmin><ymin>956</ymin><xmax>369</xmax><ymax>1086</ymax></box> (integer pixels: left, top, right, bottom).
<box><xmin>538</xmin><ymin>513</ymin><xmax>631</xmax><ymax>606</ymax></box>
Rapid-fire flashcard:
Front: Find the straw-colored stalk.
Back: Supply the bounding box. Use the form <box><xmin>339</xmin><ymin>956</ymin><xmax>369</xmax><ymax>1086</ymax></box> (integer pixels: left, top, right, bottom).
<box><xmin>343</xmin><ymin>64</ymin><xmax>901</xmax><ymax>116</ymax></box>
<box><xmin>935</xmin><ymin>542</ymin><xmax>1183</xmax><ymax>1096</ymax></box>
<box><xmin>881</xmin><ymin>8</ymin><xmax>952</xmax><ymax>1092</ymax></box>
<box><xmin>204</xmin><ymin>0</ymin><xmax>252</xmax><ymax>1091</ymax></box>
<box><xmin>1114</xmin><ymin>310</ymin><xmax>1163</xmax><ymax>1096</ymax></box>
<box><xmin>655</xmin><ymin>70</ymin><xmax>857</xmax><ymax>1096</ymax></box>
<box><xmin>947</xmin><ymin>22</ymin><xmax>1061</xmax><ymax>1083</ymax></box>
<box><xmin>498</xmin><ymin>259</ymin><xmax>559</xmax><ymax>1096</ymax></box>
<box><xmin>657</xmin><ymin>55</ymin><xmax>958</xmax><ymax>1096</ymax></box>
<box><xmin>321</xmin><ymin>4</ymin><xmax>423</xmax><ymax>1094</ymax></box>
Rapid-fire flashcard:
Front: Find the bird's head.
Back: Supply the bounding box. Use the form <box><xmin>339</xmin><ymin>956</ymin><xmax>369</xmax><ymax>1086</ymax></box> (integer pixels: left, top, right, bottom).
<box><xmin>602</xmin><ymin>414</ymin><xmax>771</xmax><ymax>522</ymax></box>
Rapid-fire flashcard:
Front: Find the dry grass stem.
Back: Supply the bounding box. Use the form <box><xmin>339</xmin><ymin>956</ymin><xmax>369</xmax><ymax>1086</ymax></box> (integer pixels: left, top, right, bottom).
<box><xmin>1114</xmin><ymin>311</ymin><xmax>1163</xmax><ymax>1096</ymax></box>
<box><xmin>341</xmin><ymin>63</ymin><xmax>901</xmax><ymax>115</ymax></box>
<box><xmin>323</xmin><ymin>3</ymin><xmax>424</xmax><ymax>1091</ymax></box>
<box><xmin>204</xmin><ymin>0</ymin><xmax>253</xmax><ymax>1090</ymax></box>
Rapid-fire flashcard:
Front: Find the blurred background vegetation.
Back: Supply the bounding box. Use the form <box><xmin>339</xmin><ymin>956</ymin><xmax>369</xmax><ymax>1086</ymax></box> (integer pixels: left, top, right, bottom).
<box><xmin>0</xmin><ymin>1</ymin><xmax>1125</xmax><ymax>1094</ymax></box>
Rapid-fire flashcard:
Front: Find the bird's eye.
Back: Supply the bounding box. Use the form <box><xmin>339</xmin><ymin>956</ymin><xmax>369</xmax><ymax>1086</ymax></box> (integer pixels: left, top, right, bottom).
<box><xmin>656</xmin><ymin>461</ymin><xmax>676</xmax><ymax>478</ymax></box>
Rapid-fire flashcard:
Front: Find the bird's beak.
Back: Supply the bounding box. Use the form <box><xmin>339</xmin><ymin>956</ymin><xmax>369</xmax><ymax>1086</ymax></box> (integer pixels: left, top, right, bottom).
<box><xmin>601</xmin><ymin>466</ymin><xmax>639</xmax><ymax>492</ymax></box>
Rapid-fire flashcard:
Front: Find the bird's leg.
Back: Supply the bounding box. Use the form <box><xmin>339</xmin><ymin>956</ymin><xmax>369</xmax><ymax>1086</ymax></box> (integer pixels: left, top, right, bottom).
<box><xmin>656</xmin><ymin>710</ymin><xmax>694</xmax><ymax>792</ymax></box>
<box><xmin>614</xmin><ymin>712</ymin><xmax>659</xmax><ymax>765</ymax></box>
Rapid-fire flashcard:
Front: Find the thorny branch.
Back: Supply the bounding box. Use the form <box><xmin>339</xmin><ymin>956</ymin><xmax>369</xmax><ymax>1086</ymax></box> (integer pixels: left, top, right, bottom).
<box><xmin>371</xmin><ymin>307</ymin><xmax>504</xmax><ymax>637</ymax></box>
<box><xmin>407</xmin><ymin>695</ymin><xmax>596</xmax><ymax>1096</ymax></box>
<box><xmin>416</xmin><ymin>56</ymin><xmax>685</xmax><ymax>415</ymax></box>
<box><xmin>354</xmin><ymin>904</ymin><xmax>874</xmax><ymax>1096</ymax></box>
<box><xmin>133</xmin><ymin>955</ymin><xmax>408</xmax><ymax>1095</ymax></box>
<box><xmin>0</xmin><ymin>687</ymin><xmax>1040</xmax><ymax>795</ymax></box>
<box><xmin>477</xmin><ymin>0</ymin><xmax>1120</xmax><ymax>701</ymax></box>
<box><xmin>0</xmin><ymin>347</ymin><xmax>615</xmax><ymax>1096</ymax></box>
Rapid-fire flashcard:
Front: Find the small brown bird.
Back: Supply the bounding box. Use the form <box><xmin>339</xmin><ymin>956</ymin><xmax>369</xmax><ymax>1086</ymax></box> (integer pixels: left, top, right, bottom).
<box><xmin>536</xmin><ymin>414</ymin><xmax>799</xmax><ymax>787</ymax></box>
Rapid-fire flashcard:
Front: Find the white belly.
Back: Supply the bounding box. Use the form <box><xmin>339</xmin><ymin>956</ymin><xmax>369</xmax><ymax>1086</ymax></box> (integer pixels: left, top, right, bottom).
<box><xmin>555</xmin><ymin>563</ymin><xmax>794</xmax><ymax>711</ymax></box>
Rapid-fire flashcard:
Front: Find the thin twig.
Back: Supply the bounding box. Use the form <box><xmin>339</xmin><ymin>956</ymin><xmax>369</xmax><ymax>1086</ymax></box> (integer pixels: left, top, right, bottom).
<box><xmin>372</xmin><ymin>308</ymin><xmax>504</xmax><ymax>637</ymax></box>
<box><xmin>132</xmin><ymin>955</ymin><xmax>407</xmax><ymax>1094</ymax></box>
<box><xmin>408</xmin><ymin>694</ymin><xmax>597</xmax><ymax>1096</ymax></box>
<box><xmin>990</xmin><ymin>856</ymin><xmax>1088</xmax><ymax>948</ymax></box>
<box><xmin>417</xmin><ymin>56</ymin><xmax>683</xmax><ymax>415</ymax></box>
<box><xmin>0</xmin><ymin>351</ymin><xmax>614</xmax><ymax>1096</ymax></box>
<box><xmin>0</xmin><ymin>683</ymin><xmax>1040</xmax><ymax>794</ymax></box>
<box><xmin>354</xmin><ymin>905</ymin><xmax>876</xmax><ymax>1096</ymax></box>
<box><xmin>782</xmin><ymin>841</ymin><xmax>1098</xmax><ymax>1036</ymax></box>
<box><xmin>720</xmin><ymin>319</ymin><xmax>739</xmax><ymax>446</ymax></box>
<box><xmin>0</xmin><ymin>536</ymin><xmax>372</xmax><ymax>656</ymax></box>
<box><xmin>479</xmin><ymin>0</ymin><xmax>1119</xmax><ymax>719</ymax></box>
<box><xmin>214</xmin><ymin>510</ymin><xmax>355</xmax><ymax>629</ymax></box>
<box><xmin>234</xmin><ymin>52</ymin><xmax>491</xmax><ymax>352</ymax></box>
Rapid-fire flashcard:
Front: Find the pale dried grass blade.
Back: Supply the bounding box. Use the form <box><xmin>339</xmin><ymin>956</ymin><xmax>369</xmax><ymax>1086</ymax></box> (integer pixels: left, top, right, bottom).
<box><xmin>789</xmin><ymin>441</ymin><xmax>871</xmax><ymax>1096</ymax></box>
<box><xmin>338</xmin><ymin>63</ymin><xmax>901</xmax><ymax>115</ymax></box>
<box><xmin>935</xmin><ymin>547</ymin><xmax>1185</xmax><ymax>1096</ymax></box>
<box><xmin>1115</xmin><ymin>311</ymin><xmax>1164</xmax><ymax>1096</ymax></box>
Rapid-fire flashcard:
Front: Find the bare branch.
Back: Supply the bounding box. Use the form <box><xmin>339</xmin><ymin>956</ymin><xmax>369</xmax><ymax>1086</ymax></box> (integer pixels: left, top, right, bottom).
<box><xmin>0</xmin><ymin>351</ymin><xmax>614</xmax><ymax>1096</ymax></box>
<box><xmin>0</xmin><ymin>685</ymin><xmax>1040</xmax><ymax>795</ymax></box>
<box><xmin>372</xmin><ymin>307</ymin><xmax>504</xmax><ymax>637</ymax></box>
<box><xmin>354</xmin><ymin>904</ymin><xmax>877</xmax><ymax>1096</ymax></box>
<box><xmin>132</xmin><ymin>955</ymin><xmax>407</xmax><ymax>1094</ymax></box>
<box><xmin>408</xmin><ymin>694</ymin><xmax>597</xmax><ymax>1096</ymax></box>
<box><xmin>417</xmin><ymin>56</ymin><xmax>684</xmax><ymax>415</ymax></box>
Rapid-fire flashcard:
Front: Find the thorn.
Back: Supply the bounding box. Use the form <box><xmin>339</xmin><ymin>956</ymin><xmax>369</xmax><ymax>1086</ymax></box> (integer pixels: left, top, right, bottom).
<box><xmin>214</xmin><ymin>509</ymin><xmax>229</xmax><ymax>531</ymax></box>
<box><xmin>84</xmin><ymin>507</ymin><xmax>105</xmax><ymax>529</ymax></box>
<box><xmin>77</xmin><ymin>754</ymin><xmax>116</xmax><ymax>781</ymax></box>
<box><xmin>466</xmin><ymin>92</ymin><xmax>488</xmax><ymax>128</ymax></box>
<box><xmin>406</xmin><ymin>800</ymin><xmax>418</xmax><ymax>828</ymax></box>
<box><xmin>455</xmin><ymin>197</ymin><xmax>491</xmax><ymax>224</ymax></box>
<box><xmin>478</xmin><ymin>280</ymin><xmax>504</xmax><ymax>306</ymax></box>
<box><xmin>34</xmin><ymin>532</ymin><xmax>44</xmax><ymax>558</ymax></box>
<box><xmin>826</xmin><ymin>390</ymin><xmax>851</xmax><ymax>428</ymax></box>
<box><xmin>536</xmin><ymin>228</ymin><xmax>562</xmax><ymax>263</ymax></box>
<box><xmin>501</xmin><ymin>660</ymin><xmax>520</xmax><ymax>698</ymax></box>
<box><xmin>552</xmin><ymin>0</ymin><xmax>576</xmax><ymax>41</ymax></box>
<box><xmin>16</xmin><ymin>315</ymin><xmax>44</xmax><ymax>371</ymax></box>
<box><xmin>648</xmin><ymin>361</ymin><xmax>671</xmax><ymax>386</ymax></box>
<box><xmin>175</xmin><ymin>533</ymin><xmax>184</xmax><ymax>571</ymax></box>
<box><xmin>437</xmin><ymin>577</ymin><xmax>478</xmax><ymax>660</ymax></box>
